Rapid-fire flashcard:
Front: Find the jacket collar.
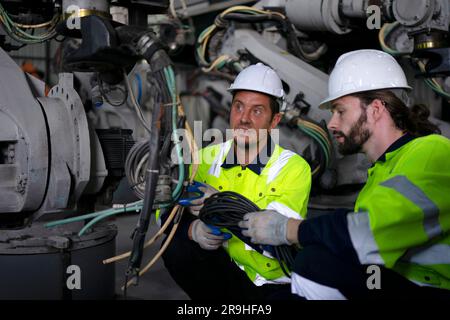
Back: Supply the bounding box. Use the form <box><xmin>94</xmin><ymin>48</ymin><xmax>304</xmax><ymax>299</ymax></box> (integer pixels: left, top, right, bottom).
<box><xmin>376</xmin><ymin>133</ymin><xmax>415</xmax><ymax>163</ymax></box>
<box><xmin>221</xmin><ymin>137</ymin><xmax>275</xmax><ymax>175</ymax></box>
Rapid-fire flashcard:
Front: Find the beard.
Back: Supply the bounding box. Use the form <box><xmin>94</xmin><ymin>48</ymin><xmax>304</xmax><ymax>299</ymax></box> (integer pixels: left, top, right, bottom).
<box><xmin>335</xmin><ymin>111</ymin><xmax>371</xmax><ymax>155</ymax></box>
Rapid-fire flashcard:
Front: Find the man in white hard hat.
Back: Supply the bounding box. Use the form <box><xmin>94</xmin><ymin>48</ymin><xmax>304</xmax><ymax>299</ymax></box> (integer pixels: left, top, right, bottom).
<box><xmin>239</xmin><ymin>50</ymin><xmax>450</xmax><ymax>299</ymax></box>
<box><xmin>161</xmin><ymin>63</ymin><xmax>311</xmax><ymax>300</ymax></box>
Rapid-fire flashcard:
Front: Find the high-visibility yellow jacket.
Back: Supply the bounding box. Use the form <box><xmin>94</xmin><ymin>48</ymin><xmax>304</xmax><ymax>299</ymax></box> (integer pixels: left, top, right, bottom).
<box><xmin>194</xmin><ymin>139</ymin><xmax>311</xmax><ymax>285</ymax></box>
<box><xmin>349</xmin><ymin>134</ymin><xmax>450</xmax><ymax>289</ymax></box>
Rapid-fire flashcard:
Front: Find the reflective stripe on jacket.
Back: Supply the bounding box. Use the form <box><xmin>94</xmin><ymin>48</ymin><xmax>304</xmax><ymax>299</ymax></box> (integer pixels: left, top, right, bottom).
<box><xmin>350</xmin><ymin>134</ymin><xmax>450</xmax><ymax>289</ymax></box>
<box><xmin>195</xmin><ymin>140</ymin><xmax>311</xmax><ymax>285</ymax></box>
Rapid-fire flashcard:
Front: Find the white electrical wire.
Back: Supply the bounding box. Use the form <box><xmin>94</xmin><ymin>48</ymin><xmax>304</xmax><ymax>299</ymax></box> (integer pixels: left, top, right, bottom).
<box><xmin>123</xmin><ymin>70</ymin><xmax>152</xmax><ymax>133</ymax></box>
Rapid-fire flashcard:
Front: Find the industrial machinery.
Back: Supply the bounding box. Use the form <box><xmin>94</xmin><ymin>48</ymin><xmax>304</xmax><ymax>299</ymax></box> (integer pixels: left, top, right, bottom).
<box><xmin>177</xmin><ymin>0</ymin><xmax>450</xmax><ymax>209</ymax></box>
<box><xmin>0</xmin><ymin>0</ymin><xmax>180</xmax><ymax>299</ymax></box>
<box><xmin>1</xmin><ymin>0</ymin><xmax>450</xmax><ymax>299</ymax></box>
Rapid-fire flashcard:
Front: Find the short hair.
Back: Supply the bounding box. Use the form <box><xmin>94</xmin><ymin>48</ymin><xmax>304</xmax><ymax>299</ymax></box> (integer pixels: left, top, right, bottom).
<box><xmin>268</xmin><ymin>96</ymin><xmax>280</xmax><ymax>115</ymax></box>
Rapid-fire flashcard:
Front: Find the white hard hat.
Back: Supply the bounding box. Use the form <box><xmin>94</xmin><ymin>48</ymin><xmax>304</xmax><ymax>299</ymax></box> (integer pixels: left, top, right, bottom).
<box><xmin>319</xmin><ymin>49</ymin><xmax>412</xmax><ymax>109</ymax></box>
<box><xmin>228</xmin><ymin>63</ymin><xmax>286</xmax><ymax>112</ymax></box>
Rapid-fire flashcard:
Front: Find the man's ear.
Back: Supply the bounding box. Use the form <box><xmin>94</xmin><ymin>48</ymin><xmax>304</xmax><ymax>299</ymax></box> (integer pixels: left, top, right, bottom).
<box><xmin>270</xmin><ymin>113</ymin><xmax>282</xmax><ymax>130</ymax></box>
<box><xmin>369</xmin><ymin>99</ymin><xmax>386</xmax><ymax>122</ymax></box>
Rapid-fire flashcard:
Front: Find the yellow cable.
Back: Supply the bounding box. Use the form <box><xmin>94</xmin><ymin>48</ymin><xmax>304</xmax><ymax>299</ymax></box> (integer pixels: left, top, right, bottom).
<box><xmin>102</xmin><ymin>204</ymin><xmax>179</xmax><ymax>264</ymax></box>
<box><xmin>220</xmin><ymin>5</ymin><xmax>285</xmax><ymax>19</ymax></box>
<box><xmin>119</xmin><ymin>102</ymin><xmax>199</xmax><ymax>281</ymax></box>
<box><xmin>122</xmin><ymin>206</ymin><xmax>184</xmax><ymax>290</ymax></box>
<box><xmin>14</xmin><ymin>15</ymin><xmax>60</xmax><ymax>28</ymax></box>
<box><xmin>183</xmin><ymin>112</ymin><xmax>199</xmax><ymax>180</ymax></box>
<box><xmin>300</xmin><ymin>120</ymin><xmax>328</xmax><ymax>139</ymax></box>
<box><xmin>137</xmin><ymin>208</ymin><xmax>184</xmax><ymax>278</ymax></box>
<box><xmin>418</xmin><ymin>60</ymin><xmax>443</xmax><ymax>89</ymax></box>
<box><xmin>201</xmin><ymin>36</ymin><xmax>210</xmax><ymax>63</ymax></box>
<box><xmin>379</xmin><ymin>23</ymin><xmax>394</xmax><ymax>53</ymax></box>
<box><xmin>311</xmin><ymin>165</ymin><xmax>320</xmax><ymax>176</ymax></box>
<box><xmin>201</xmin><ymin>55</ymin><xmax>230</xmax><ymax>72</ymax></box>
<box><xmin>297</xmin><ymin>119</ymin><xmax>331</xmax><ymax>148</ymax></box>
<box><xmin>198</xmin><ymin>6</ymin><xmax>286</xmax><ymax>67</ymax></box>
<box><xmin>198</xmin><ymin>24</ymin><xmax>216</xmax><ymax>43</ymax></box>
<box><xmin>104</xmin><ymin>100</ymin><xmax>198</xmax><ymax>265</ymax></box>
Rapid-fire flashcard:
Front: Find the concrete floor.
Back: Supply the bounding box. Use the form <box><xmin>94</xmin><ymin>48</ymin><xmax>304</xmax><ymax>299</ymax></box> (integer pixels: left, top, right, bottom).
<box><xmin>112</xmin><ymin>213</ymin><xmax>189</xmax><ymax>300</ymax></box>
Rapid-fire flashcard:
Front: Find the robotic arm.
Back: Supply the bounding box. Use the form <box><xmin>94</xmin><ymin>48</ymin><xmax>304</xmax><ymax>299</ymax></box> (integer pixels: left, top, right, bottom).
<box><xmin>186</xmin><ymin>0</ymin><xmax>450</xmax><ymax>209</ymax></box>
<box><xmin>0</xmin><ymin>0</ymin><xmax>187</xmax><ymax>299</ymax></box>
<box><xmin>284</xmin><ymin>0</ymin><xmax>450</xmax><ymax>74</ymax></box>
<box><xmin>0</xmin><ymin>0</ymin><xmax>174</xmax><ymax>219</ymax></box>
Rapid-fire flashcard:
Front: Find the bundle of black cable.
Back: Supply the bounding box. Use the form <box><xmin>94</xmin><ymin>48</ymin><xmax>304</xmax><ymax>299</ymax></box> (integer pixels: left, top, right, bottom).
<box><xmin>199</xmin><ymin>191</ymin><xmax>298</xmax><ymax>277</ymax></box>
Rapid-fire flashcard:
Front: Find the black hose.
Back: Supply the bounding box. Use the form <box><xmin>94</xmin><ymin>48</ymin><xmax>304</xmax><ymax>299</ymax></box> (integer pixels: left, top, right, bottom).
<box><xmin>222</xmin><ymin>13</ymin><xmax>285</xmax><ymax>24</ymax></box>
<box><xmin>126</xmin><ymin>98</ymin><xmax>162</xmax><ymax>285</ymax></box>
<box><xmin>98</xmin><ymin>76</ymin><xmax>128</xmax><ymax>107</ymax></box>
<box><xmin>199</xmin><ymin>191</ymin><xmax>298</xmax><ymax>277</ymax></box>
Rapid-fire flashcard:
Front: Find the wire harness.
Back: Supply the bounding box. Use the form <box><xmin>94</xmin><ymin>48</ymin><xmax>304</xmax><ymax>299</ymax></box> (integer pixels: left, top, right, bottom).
<box><xmin>0</xmin><ymin>3</ymin><xmax>59</xmax><ymax>44</ymax></box>
<box><xmin>196</xmin><ymin>5</ymin><xmax>325</xmax><ymax>73</ymax></box>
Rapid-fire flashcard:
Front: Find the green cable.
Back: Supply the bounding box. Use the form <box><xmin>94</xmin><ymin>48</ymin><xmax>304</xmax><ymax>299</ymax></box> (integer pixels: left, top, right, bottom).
<box><xmin>148</xmin><ymin>67</ymin><xmax>185</xmax><ymax>209</ymax></box>
<box><xmin>307</xmin><ymin>126</ymin><xmax>331</xmax><ymax>165</ymax></box>
<box><xmin>301</xmin><ymin>123</ymin><xmax>332</xmax><ymax>154</ymax></box>
<box><xmin>0</xmin><ymin>5</ymin><xmax>57</xmax><ymax>43</ymax></box>
<box><xmin>48</xmin><ymin>67</ymin><xmax>189</xmax><ymax>235</ymax></box>
<box><xmin>196</xmin><ymin>25</ymin><xmax>215</xmax><ymax>65</ymax></box>
<box><xmin>45</xmin><ymin>210</ymin><xmax>112</xmax><ymax>228</ymax></box>
<box><xmin>298</xmin><ymin>124</ymin><xmax>330</xmax><ymax>167</ymax></box>
<box><xmin>424</xmin><ymin>78</ymin><xmax>450</xmax><ymax>99</ymax></box>
<box><xmin>197</xmin><ymin>25</ymin><xmax>215</xmax><ymax>43</ymax></box>
<box><xmin>302</xmin><ymin>127</ymin><xmax>330</xmax><ymax>168</ymax></box>
<box><xmin>233</xmin><ymin>62</ymin><xmax>244</xmax><ymax>72</ymax></box>
<box><xmin>78</xmin><ymin>202</ymin><xmax>143</xmax><ymax>236</ymax></box>
<box><xmin>299</xmin><ymin>124</ymin><xmax>331</xmax><ymax>158</ymax></box>
<box><xmin>78</xmin><ymin>211</ymin><xmax>121</xmax><ymax>236</ymax></box>
<box><xmin>45</xmin><ymin>200</ymin><xmax>143</xmax><ymax>228</ymax></box>
<box><xmin>47</xmin><ymin>67</ymin><xmax>187</xmax><ymax>235</ymax></box>
<box><xmin>216</xmin><ymin>60</ymin><xmax>227</xmax><ymax>70</ymax></box>
<box><xmin>196</xmin><ymin>8</ymin><xmax>278</xmax><ymax>67</ymax></box>
<box><xmin>164</xmin><ymin>66</ymin><xmax>185</xmax><ymax>199</ymax></box>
